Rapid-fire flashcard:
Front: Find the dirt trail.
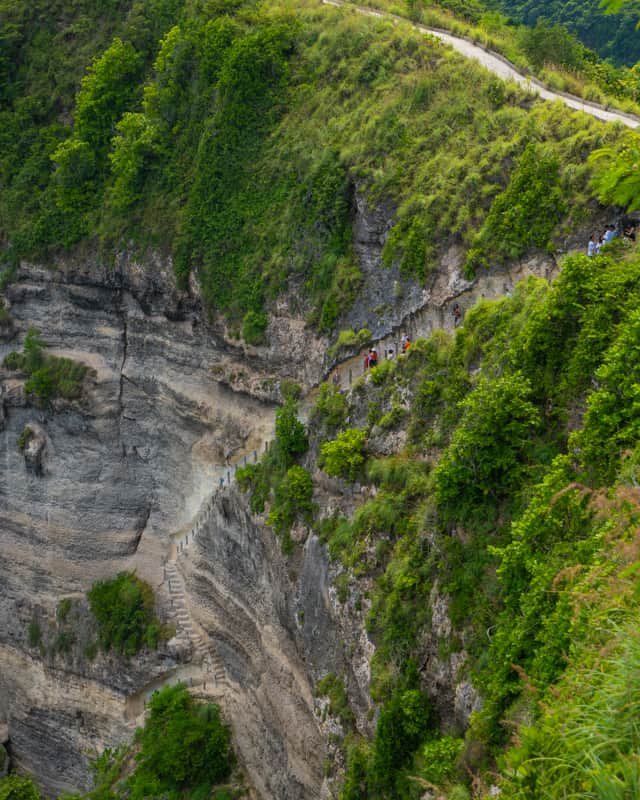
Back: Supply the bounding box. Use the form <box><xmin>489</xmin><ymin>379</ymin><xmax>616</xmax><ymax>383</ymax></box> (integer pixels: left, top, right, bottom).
<box><xmin>323</xmin><ymin>0</ymin><xmax>640</xmax><ymax>130</ymax></box>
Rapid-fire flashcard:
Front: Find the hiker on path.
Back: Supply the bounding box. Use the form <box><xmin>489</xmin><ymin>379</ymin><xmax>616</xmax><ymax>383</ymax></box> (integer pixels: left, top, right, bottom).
<box><xmin>452</xmin><ymin>303</ymin><xmax>462</xmax><ymax>327</ymax></box>
<box><xmin>368</xmin><ymin>348</ymin><xmax>378</xmax><ymax>368</ymax></box>
<box><xmin>401</xmin><ymin>334</ymin><xmax>411</xmax><ymax>352</ymax></box>
<box><xmin>587</xmin><ymin>234</ymin><xmax>596</xmax><ymax>257</ymax></box>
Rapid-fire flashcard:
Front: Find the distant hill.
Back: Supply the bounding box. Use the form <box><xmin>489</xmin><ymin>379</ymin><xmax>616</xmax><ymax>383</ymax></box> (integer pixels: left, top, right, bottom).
<box><xmin>488</xmin><ymin>0</ymin><xmax>640</xmax><ymax>66</ymax></box>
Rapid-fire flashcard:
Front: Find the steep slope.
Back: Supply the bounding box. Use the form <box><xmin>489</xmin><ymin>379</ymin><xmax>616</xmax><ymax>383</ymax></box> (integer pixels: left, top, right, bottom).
<box><xmin>1</xmin><ymin>0</ymin><xmax>639</xmax><ymax>798</ymax></box>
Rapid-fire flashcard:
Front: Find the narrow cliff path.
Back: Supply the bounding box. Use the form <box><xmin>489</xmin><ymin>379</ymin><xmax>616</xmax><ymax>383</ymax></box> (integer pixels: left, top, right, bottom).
<box><xmin>323</xmin><ymin>0</ymin><xmax>640</xmax><ymax>130</ymax></box>
<box><xmin>124</xmin><ymin>254</ymin><xmax>552</xmax><ymax>729</ymax></box>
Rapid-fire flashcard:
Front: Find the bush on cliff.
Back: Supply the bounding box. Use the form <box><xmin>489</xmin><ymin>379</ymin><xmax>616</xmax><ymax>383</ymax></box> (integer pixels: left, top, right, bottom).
<box><xmin>130</xmin><ymin>685</ymin><xmax>233</xmax><ymax>800</ymax></box>
<box><xmin>0</xmin><ymin>777</ymin><xmax>41</xmax><ymax>800</ymax></box>
<box><xmin>88</xmin><ymin>572</ymin><xmax>161</xmax><ymax>656</ymax></box>
<box><xmin>3</xmin><ymin>327</ymin><xmax>89</xmax><ymax>402</ymax></box>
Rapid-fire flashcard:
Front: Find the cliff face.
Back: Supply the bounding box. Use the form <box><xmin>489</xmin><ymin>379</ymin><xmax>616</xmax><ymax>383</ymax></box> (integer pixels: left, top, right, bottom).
<box><xmin>0</xmin><ymin>253</ymin><xmax>333</xmax><ymax>797</ymax></box>
<box><xmin>0</xmin><ymin>185</ymin><xmax>557</xmax><ymax>797</ymax></box>
<box><xmin>178</xmin><ymin>488</ymin><xmax>372</xmax><ymax>799</ymax></box>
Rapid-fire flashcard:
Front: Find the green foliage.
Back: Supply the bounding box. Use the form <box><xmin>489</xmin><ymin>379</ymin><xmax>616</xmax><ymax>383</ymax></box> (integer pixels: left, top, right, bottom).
<box><xmin>75</xmin><ymin>38</ymin><xmax>143</xmax><ymax>159</ymax></box>
<box><xmin>369</xmin><ymin>684</ymin><xmax>432</xmax><ymax>795</ymax></box>
<box><xmin>274</xmin><ymin>401</ymin><xmax>308</xmax><ymax>467</ymax></box>
<box><xmin>87</xmin><ymin>572</ymin><xmax>161</xmax><ymax>656</ymax></box>
<box><xmin>242</xmin><ymin>310</ymin><xmax>268</xmax><ymax>346</ymax></box>
<box><xmin>57</xmin><ymin>597</ymin><xmax>73</xmax><ymax>622</ymax></box>
<box><xmin>468</xmin><ymin>143</ymin><xmax>566</xmax><ymax>271</ymax></box>
<box><xmin>266</xmin><ymin>465</ymin><xmax>314</xmax><ymax>539</ymax></box>
<box><xmin>0</xmin><ymin>776</ymin><xmax>41</xmax><ymax>800</ymax></box>
<box><xmin>590</xmin><ymin>131</ymin><xmax>640</xmax><ymax>213</ymax></box>
<box><xmin>320</xmin><ymin>429</ymin><xmax>367</xmax><ymax>482</ymax></box>
<box><xmin>519</xmin><ymin>19</ymin><xmax>584</xmax><ymax>70</ymax></box>
<box><xmin>17</xmin><ymin>426</ymin><xmax>33</xmax><ymax>452</ymax></box>
<box><xmin>27</xmin><ymin>617</ymin><xmax>42</xmax><ymax>648</ymax></box>
<box><xmin>500</xmin><ymin>621</ymin><xmax>640</xmax><ymax>799</ymax></box>
<box><xmin>340</xmin><ymin>739</ymin><xmax>371</xmax><ymax>800</ymax></box>
<box><xmin>4</xmin><ymin>327</ymin><xmax>89</xmax><ymax>402</ymax></box>
<box><xmin>130</xmin><ymin>685</ymin><xmax>233</xmax><ymax>799</ymax></box>
<box><xmin>316</xmin><ymin>673</ymin><xmax>355</xmax><ymax>730</ymax></box>
<box><xmin>311</xmin><ymin>382</ymin><xmax>349</xmax><ymax>430</ymax></box>
<box><xmin>418</xmin><ymin>736</ymin><xmax>464</xmax><ymax>784</ymax></box>
<box><xmin>574</xmin><ymin>307</ymin><xmax>640</xmax><ymax>483</ymax></box>
<box><xmin>434</xmin><ymin>373</ymin><xmax>540</xmax><ymax>521</ymax></box>
<box><xmin>329</xmin><ymin>328</ymin><xmax>372</xmax><ymax>359</ymax></box>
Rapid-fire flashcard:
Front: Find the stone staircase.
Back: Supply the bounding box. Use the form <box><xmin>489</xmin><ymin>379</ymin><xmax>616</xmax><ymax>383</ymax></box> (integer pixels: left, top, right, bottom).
<box><xmin>165</xmin><ymin>560</ymin><xmax>228</xmax><ymax>692</ymax></box>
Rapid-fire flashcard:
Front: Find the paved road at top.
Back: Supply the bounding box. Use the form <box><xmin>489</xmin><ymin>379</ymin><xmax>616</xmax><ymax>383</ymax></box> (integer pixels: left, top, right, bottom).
<box><xmin>323</xmin><ymin>0</ymin><xmax>640</xmax><ymax>130</ymax></box>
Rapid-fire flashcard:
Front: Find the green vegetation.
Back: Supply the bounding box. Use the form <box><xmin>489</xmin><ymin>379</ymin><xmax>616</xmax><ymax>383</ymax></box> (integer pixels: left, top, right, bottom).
<box><xmin>87</xmin><ymin>572</ymin><xmax>163</xmax><ymax>656</ymax></box>
<box><xmin>319</xmin><ymin>429</ymin><xmax>367</xmax><ymax>482</ymax></box>
<box><xmin>236</xmin><ymin>400</ymin><xmax>311</xmax><ymax>550</ymax></box>
<box><xmin>1</xmin><ymin>0</ymin><xmax>627</xmax><ymax>335</ymax></box>
<box><xmin>488</xmin><ymin>0</ymin><xmax>640</xmax><ymax>67</ymax></box>
<box><xmin>294</xmin><ymin>242</ymin><xmax>640</xmax><ymax>797</ymax></box>
<box><xmin>3</xmin><ymin>328</ymin><xmax>89</xmax><ymax>402</ymax></box>
<box><xmin>27</xmin><ymin>618</ymin><xmax>42</xmax><ymax>648</ymax></box>
<box><xmin>130</xmin><ymin>685</ymin><xmax>233</xmax><ymax>799</ymax></box>
<box><xmin>0</xmin><ymin>776</ymin><xmax>41</xmax><ymax>800</ymax></box>
<box><xmin>17</xmin><ymin>426</ymin><xmax>33</xmax><ymax>452</ymax></box>
<box><xmin>311</xmin><ymin>382</ymin><xmax>349</xmax><ymax>431</ymax></box>
<box><xmin>316</xmin><ymin>673</ymin><xmax>355</xmax><ymax>729</ymax></box>
<box><xmin>56</xmin><ymin>597</ymin><xmax>74</xmax><ymax>622</ymax></box>
<box><xmin>39</xmin><ymin>685</ymin><xmax>236</xmax><ymax>800</ymax></box>
<box><xmin>329</xmin><ymin>328</ymin><xmax>372</xmax><ymax>359</ymax></box>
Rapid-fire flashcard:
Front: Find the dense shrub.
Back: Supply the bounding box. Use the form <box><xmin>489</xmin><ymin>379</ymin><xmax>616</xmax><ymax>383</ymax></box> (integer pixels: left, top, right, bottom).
<box><xmin>130</xmin><ymin>685</ymin><xmax>233</xmax><ymax>799</ymax></box>
<box><xmin>267</xmin><ymin>465</ymin><xmax>314</xmax><ymax>539</ymax></box>
<box><xmin>320</xmin><ymin>429</ymin><xmax>367</xmax><ymax>482</ymax></box>
<box><xmin>88</xmin><ymin>572</ymin><xmax>161</xmax><ymax>656</ymax></box>
<box><xmin>3</xmin><ymin>328</ymin><xmax>89</xmax><ymax>402</ymax></box>
<box><xmin>311</xmin><ymin>382</ymin><xmax>349</xmax><ymax>430</ymax></box>
<box><xmin>0</xmin><ymin>777</ymin><xmax>41</xmax><ymax>800</ymax></box>
<box><xmin>274</xmin><ymin>401</ymin><xmax>308</xmax><ymax>466</ymax></box>
<box><xmin>434</xmin><ymin>373</ymin><xmax>540</xmax><ymax>520</ymax></box>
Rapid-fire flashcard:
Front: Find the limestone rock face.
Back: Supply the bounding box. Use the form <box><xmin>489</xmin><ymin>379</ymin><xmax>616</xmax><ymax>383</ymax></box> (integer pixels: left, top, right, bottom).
<box><xmin>0</xmin><ymin>198</ymin><xmax>558</xmax><ymax>797</ymax></box>
<box><xmin>179</xmin><ymin>488</ymin><xmax>371</xmax><ymax>799</ymax></box>
<box><xmin>0</xmin><ymin>254</ymin><xmax>339</xmax><ymax>799</ymax></box>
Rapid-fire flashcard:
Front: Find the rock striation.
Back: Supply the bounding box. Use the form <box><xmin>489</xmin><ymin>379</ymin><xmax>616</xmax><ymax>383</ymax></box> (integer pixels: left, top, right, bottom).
<box><xmin>0</xmin><ymin>191</ymin><xmax>558</xmax><ymax>797</ymax></box>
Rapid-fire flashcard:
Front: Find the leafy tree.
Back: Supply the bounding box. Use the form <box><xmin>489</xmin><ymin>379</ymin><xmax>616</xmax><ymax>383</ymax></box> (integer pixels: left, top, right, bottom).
<box><xmin>131</xmin><ymin>684</ymin><xmax>233</xmax><ymax>798</ymax></box>
<box><xmin>369</xmin><ymin>687</ymin><xmax>431</xmax><ymax>794</ymax></box>
<box><xmin>574</xmin><ymin>308</ymin><xmax>640</xmax><ymax>482</ymax></box>
<box><xmin>267</xmin><ymin>465</ymin><xmax>314</xmax><ymax>537</ymax></box>
<box><xmin>311</xmin><ymin>382</ymin><xmax>349</xmax><ymax>430</ymax></box>
<box><xmin>434</xmin><ymin>373</ymin><xmax>540</xmax><ymax>520</ymax></box>
<box><xmin>74</xmin><ymin>37</ymin><xmax>143</xmax><ymax>161</ymax></box>
<box><xmin>320</xmin><ymin>429</ymin><xmax>367</xmax><ymax>482</ymax></box>
<box><xmin>274</xmin><ymin>401</ymin><xmax>308</xmax><ymax>466</ymax></box>
<box><xmin>519</xmin><ymin>19</ymin><xmax>584</xmax><ymax>70</ymax></box>
<box><xmin>88</xmin><ymin>572</ymin><xmax>160</xmax><ymax>656</ymax></box>
<box><xmin>242</xmin><ymin>310</ymin><xmax>268</xmax><ymax>345</ymax></box>
<box><xmin>590</xmin><ymin>132</ymin><xmax>640</xmax><ymax>213</ymax></box>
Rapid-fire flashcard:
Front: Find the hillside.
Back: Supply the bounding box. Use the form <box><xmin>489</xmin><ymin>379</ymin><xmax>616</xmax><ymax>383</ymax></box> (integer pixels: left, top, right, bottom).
<box><xmin>2</xmin><ymin>0</ymin><xmax>640</xmax><ymax>799</ymax></box>
<box><xmin>488</xmin><ymin>0</ymin><xmax>640</xmax><ymax>67</ymax></box>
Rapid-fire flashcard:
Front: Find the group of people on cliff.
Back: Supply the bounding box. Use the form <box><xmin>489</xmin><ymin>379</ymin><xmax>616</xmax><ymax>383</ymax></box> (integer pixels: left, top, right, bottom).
<box><xmin>363</xmin><ymin>333</ymin><xmax>414</xmax><ymax>370</ymax></box>
<box><xmin>587</xmin><ymin>223</ymin><xmax>637</xmax><ymax>256</ymax></box>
